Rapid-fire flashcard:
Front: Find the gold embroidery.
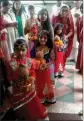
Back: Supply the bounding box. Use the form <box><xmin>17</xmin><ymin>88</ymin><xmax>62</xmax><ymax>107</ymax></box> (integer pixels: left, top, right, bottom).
<box><xmin>26</xmin><ymin>58</ymin><xmax>32</xmax><ymax>69</ymax></box>
<box><xmin>10</xmin><ymin>60</ymin><xmax>18</xmax><ymax>71</ymax></box>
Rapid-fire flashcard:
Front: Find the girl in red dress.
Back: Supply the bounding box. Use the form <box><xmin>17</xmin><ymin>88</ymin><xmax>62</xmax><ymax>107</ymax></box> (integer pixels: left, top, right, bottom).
<box><xmin>51</xmin><ymin>4</ymin><xmax>74</xmax><ymax>67</ymax></box>
<box><xmin>54</xmin><ymin>23</ymin><xmax>66</xmax><ymax>77</ymax></box>
<box><xmin>6</xmin><ymin>37</ymin><xmax>49</xmax><ymax>120</ymax></box>
<box><xmin>76</xmin><ymin>4</ymin><xmax>83</xmax><ymax>74</ymax></box>
<box><xmin>35</xmin><ymin>30</ymin><xmax>56</xmax><ymax>104</ymax></box>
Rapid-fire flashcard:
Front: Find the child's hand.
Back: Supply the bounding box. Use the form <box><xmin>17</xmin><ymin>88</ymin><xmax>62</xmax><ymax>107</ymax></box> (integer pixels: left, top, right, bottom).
<box><xmin>54</xmin><ymin>35</ymin><xmax>60</xmax><ymax>41</ymax></box>
<box><xmin>7</xmin><ymin>86</ymin><xmax>13</xmax><ymax>95</ymax></box>
<box><xmin>50</xmin><ymin>50</ymin><xmax>55</xmax><ymax>61</ymax></box>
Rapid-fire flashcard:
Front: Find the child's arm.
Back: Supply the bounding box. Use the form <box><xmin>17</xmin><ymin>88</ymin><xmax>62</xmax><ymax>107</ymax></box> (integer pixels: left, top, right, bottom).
<box><xmin>54</xmin><ymin>35</ymin><xmax>60</xmax><ymax>41</ymax></box>
<box><xmin>50</xmin><ymin>49</ymin><xmax>55</xmax><ymax>62</ymax></box>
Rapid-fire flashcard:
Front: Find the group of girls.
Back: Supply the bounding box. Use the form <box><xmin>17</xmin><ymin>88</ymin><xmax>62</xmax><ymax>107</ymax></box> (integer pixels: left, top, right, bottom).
<box><xmin>0</xmin><ymin>2</ymin><xmax>83</xmax><ymax>121</ymax></box>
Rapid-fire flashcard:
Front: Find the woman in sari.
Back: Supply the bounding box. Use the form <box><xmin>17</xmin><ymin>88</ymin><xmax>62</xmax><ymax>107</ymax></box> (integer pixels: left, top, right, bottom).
<box><xmin>76</xmin><ymin>3</ymin><xmax>83</xmax><ymax>74</ymax></box>
<box><xmin>12</xmin><ymin>0</ymin><xmax>27</xmax><ymax>37</ymax></box>
<box><xmin>51</xmin><ymin>4</ymin><xmax>74</xmax><ymax>67</ymax></box>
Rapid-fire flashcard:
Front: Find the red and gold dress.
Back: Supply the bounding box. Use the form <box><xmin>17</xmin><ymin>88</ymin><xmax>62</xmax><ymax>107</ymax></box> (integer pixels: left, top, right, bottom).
<box><xmin>6</xmin><ymin>57</ymin><xmax>48</xmax><ymax>120</ymax></box>
<box><xmin>35</xmin><ymin>48</ymin><xmax>55</xmax><ymax>101</ymax></box>
<box><xmin>54</xmin><ymin>40</ymin><xmax>64</xmax><ymax>74</ymax></box>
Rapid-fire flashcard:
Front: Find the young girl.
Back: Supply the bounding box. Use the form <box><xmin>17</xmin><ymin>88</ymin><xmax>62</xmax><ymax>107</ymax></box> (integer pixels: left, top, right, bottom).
<box><xmin>35</xmin><ymin>30</ymin><xmax>56</xmax><ymax>103</ymax></box>
<box><xmin>54</xmin><ymin>23</ymin><xmax>66</xmax><ymax>77</ymax></box>
<box><xmin>38</xmin><ymin>8</ymin><xmax>54</xmax><ymax>41</ymax></box>
<box><xmin>6</xmin><ymin>37</ymin><xmax>49</xmax><ymax>120</ymax></box>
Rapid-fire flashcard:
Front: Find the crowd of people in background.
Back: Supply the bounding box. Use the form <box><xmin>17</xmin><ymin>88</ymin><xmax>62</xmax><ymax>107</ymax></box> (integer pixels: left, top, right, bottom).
<box><xmin>0</xmin><ymin>0</ymin><xmax>83</xmax><ymax>120</ymax></box>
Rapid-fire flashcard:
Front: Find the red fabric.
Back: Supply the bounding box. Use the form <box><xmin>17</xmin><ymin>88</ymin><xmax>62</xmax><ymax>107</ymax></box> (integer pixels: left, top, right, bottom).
<box><xmin>0</xmin><ymin>16</ymin><xmax>5</xmax><ymax>31</ymax></box>
<box><xmin>76</xmin><ymin>17</ymin><xmax>83</xmax><ymax>43</ymax></box>
<box><xmin>76</xmin><ymin>22</ymin><xmax>83</xmax><ymax>73</ymax></box>
<box><xmin>15</xmin><ymin>91</ymin><xmax>47</xmax><ymax>120</ymax></box>
<box><xmin>6</xmin><ymin>57</ymin><xmax>36</xmax><ymax>82</ymax></box>
<box><xmin>35</xmin><ymin>69</ymin><xmax>54</xmax><ymax>99</ymax></box>
<box><xmin>6</xmin><ymin>57</ymin><xmax>47</xmax><ymax>120</ymax></box>
<box><xmin>54</xmin><ymin>49</ymin><xmax>64</xmax><ymax>73</ymax></box>
<box><xmin>52</xmin><ymin>12</ymin><xmax>74</xmax><ymax>66</ymax></box>
<box><xmin>0</xmin><ymin>16</ymin><xmax>6</xmax><ymax>41</ymax></box>
<box><xmin>0</xmin><ymin>33</ymin><xmax>6</xmax><ymax>41</ymax></box>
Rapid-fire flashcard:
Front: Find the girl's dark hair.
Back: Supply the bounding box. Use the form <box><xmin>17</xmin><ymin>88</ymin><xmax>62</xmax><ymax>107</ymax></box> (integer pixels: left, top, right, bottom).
<box><xmin>14</xmin><ymin>38</ymin><xmax>28</xmax><ymax>50</ymax></box>
<box><xmin>54</xmin><ymin>23</ymin><xmax>64</xmax><ymax>37</ymax></box>
<box><xmin>36</xmin><ymin>30</ymin><xmax>53</xmax><ymax>49</ymax></box>
<box><xmin>38</xmin><ymin>8</ymin><xmax>51</xmax><ymax>31</ymax></box>
<box><xmin>12</xmin><ymin>2</ymin><xmax>24</xmax><ymax>16</ymax></box>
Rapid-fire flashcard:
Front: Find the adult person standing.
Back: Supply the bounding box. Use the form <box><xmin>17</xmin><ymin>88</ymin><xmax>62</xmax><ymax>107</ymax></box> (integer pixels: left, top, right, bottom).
<box><xmin>69</xmin><ymin>1</ymin><xmax>82</xmax><ymax>61</ymax></box>
<box><xmin>12</xmin><ymin>0</ymin><xmax>27</xmax><ymax>37</ymax></box>
<box><xmin>51</xmin><ymin>1</ymin><xmax>62</xmax><ymax>21</ymax></box>
<box><xmin>76</xmin><ymin>3</ymin><xmax>83</xmax><ymax>74</ymax></box>
<box><xmin>1</xmin><ymin>1</ymin><xmax>18</xmax><ymax>54</ymax></box>
<box><xmin>51</xmin><ymin>4</ymin><xmax>74</xmax><ymax>67</ymax></box>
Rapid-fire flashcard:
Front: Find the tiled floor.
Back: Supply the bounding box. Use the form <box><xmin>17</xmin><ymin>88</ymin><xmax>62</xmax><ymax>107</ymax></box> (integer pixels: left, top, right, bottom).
<box><xmin>45</xmin><ymin>61</ymin><xmax>83</xmax><ymax>115</ymax></box>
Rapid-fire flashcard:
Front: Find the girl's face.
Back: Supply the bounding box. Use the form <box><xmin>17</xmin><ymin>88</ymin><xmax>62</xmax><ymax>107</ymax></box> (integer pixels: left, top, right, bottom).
<box><xmin>15</xmin><ymin>45</ymin><xmax>27</xmax><ymax>59</ymax></box>
<box><xmin>39</xmin><ymin>35</ymin><xmax>48</xmax><ymax>46</ymax></box>
<box><xmin>60</xmin><ymin>6</ymin><xmax>68</xmax><ymax>18</ymax></box>
<box><xmin>39</xmin><ymin>11</ymin><xmax>47</xmax><ymax>21</ymax></box>
<box><xmin>56</xmin><ymin>28</ymin><xmax>62</xmax><ymax>35</ymax></box>
<box><xmin>14</xmin><ymin>1</ymin><xmax>21</xmax><ymax>10</ymax></box>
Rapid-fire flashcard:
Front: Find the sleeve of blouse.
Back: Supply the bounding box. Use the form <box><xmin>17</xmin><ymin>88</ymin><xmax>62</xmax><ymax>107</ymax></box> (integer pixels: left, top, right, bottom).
<box><xmin>29</xmin><ymin>60</ymin><xmax>36</xmax><ymax>78</ymax></box>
